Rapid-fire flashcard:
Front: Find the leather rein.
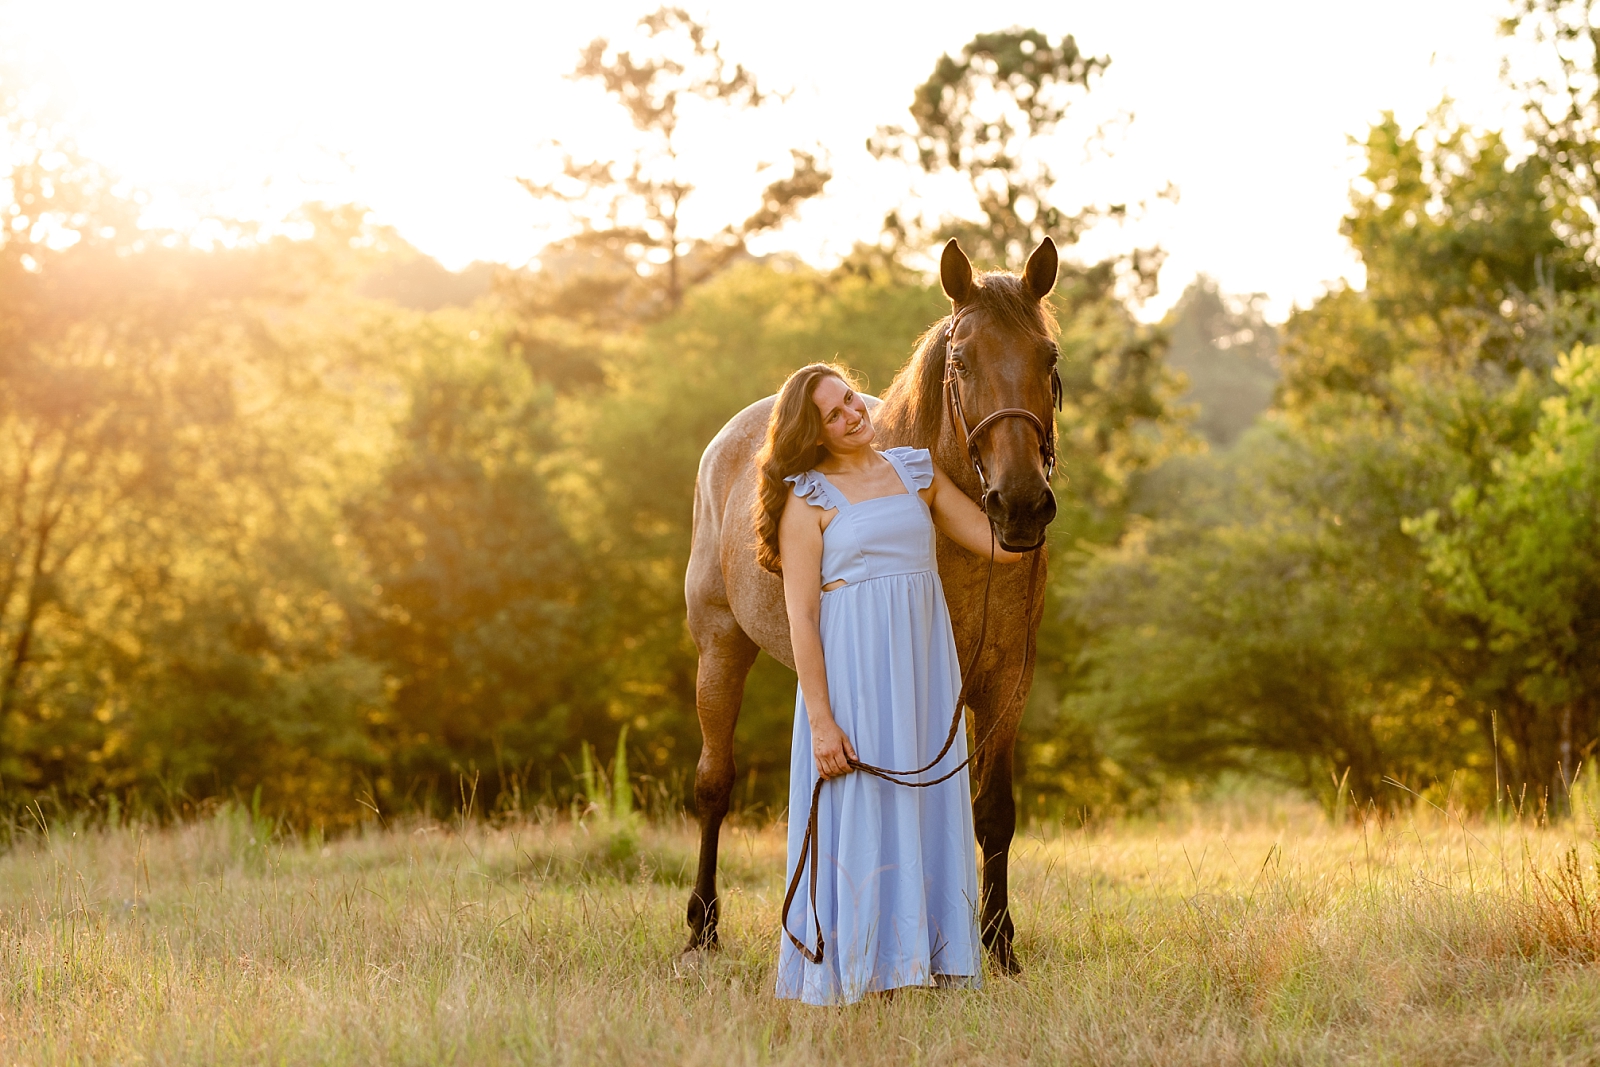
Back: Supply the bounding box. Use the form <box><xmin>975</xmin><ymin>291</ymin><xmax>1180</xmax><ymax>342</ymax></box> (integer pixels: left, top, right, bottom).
<box><xmin>779</xmin><ymin>307</ymin><xmax>1058</xmax><ymax>965</ymax></box>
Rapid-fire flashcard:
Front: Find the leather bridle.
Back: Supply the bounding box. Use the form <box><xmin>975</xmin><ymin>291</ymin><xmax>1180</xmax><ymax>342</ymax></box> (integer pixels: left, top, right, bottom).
<box><xmin>942</xmin><ymin>305</ymin><xmax>1063</xmax><ymax>538</ymax></box>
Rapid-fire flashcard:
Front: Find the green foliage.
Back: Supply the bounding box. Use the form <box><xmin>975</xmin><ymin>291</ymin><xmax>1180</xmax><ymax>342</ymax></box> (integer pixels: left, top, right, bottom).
<box><xmin>18</xmin><ymin>7</ymin><xmax>1600</xmax><ymax>830</ymax></box>
<box><xmin>1503</xmin><ymin>0</ymin><xmax>1600</xmax><ymax>264</ymax></box>
<box><xmin>1346</xmin><ymin>115</ymin><xmax>1581</xmax><ymax>326</ymax></box>
<box><xmin>1409</xmin><ymin>345</ymin><xmax>1600</xmax><ymax>795</ymax></box>
<box><xmin>1066</xmin><ymin>415</ymin><xmax>1483</xmax><ymax>804</ymax></box>
<box><xmin>611</xmin><ymin>724</ymin><xmax>633</xmax><ymax>821</ymax></box>
<box><xmin>0</xmin><ymin>132</ymin><xmax>393</xmax><ymax>818</ymax></box>
<box><xmin>1062</xmin><ymin>55</ymin><xmax>1600</xmax><ymax>812</ymax></box>
<box><xmin>1282</xmin><ymin>112</ymin><xmax>1583</xmax><ymax>413</ymax></box>
<box><xmin>347</xmin><ymin>310</ymin><xmax>595</xmax><ymax>803</ymax></box>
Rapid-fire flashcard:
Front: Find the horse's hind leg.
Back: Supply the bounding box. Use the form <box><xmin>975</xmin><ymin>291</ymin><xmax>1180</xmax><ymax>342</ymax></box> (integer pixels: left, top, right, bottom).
<box><xmin>685</xmin><ymin>617</ymin><xmax>759</xmax><ymax>951</ymax></box>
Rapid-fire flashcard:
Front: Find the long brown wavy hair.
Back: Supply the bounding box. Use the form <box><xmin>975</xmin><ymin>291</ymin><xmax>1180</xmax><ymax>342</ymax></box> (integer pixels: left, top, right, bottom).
<box><xmin>753</xmin><ymin>362</ymin><xmax>859</xmax><ymax>574</ymax></box>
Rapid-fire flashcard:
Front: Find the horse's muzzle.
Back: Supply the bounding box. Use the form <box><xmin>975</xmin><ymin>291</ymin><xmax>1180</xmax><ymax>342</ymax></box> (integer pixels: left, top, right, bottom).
<box><xmin>986</xmin><ymin>486</ymin><xmax>1056</xmax><ymax>554</ymax></box>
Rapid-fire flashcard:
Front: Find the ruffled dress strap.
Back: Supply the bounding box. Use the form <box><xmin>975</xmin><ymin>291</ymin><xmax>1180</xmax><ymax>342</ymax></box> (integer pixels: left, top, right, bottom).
<box><xmin>882</xmin><ymin>447</ymin><xmax>936</xmax><ymax>491</ymax></box>
<box><xmin>785</xmin><ymin>470</ymin><xmax>849</xmax><ymax>511</ymax></box>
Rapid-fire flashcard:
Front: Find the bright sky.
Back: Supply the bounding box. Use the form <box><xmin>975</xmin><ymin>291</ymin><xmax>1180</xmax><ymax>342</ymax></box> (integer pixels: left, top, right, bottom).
<box><xmin>0</xmin><ymin>0</ymin><xmax>1527</xmax><ymax>320</ymax></box>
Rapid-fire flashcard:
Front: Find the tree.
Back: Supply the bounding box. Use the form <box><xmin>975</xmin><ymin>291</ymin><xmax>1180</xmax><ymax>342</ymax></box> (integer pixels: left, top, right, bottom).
<box><xmin>1503</xmin><ymin>0</ymin><xmax>1600</xmax><ymax>265</ymax></box>
<box><xmin>868</xmin><ymin>27</ymin><xmax>1162</xmax><ymax>286</ymax></box>
<box><xmin>0</xmin><ymin>134</ymin><xmax>227</xmax><ymax>758</ymax></box>
<box><xmin>519</xmin><ymin>7</ymin><xmax>830</xmax><ymax>319</ymax></box>
<box><xmin>1281</xmin><ymin>112</ymin><xmax>1583</xmax><ymax>412</ymax></box>
<box><xmin>1055</xmin><ymin>89</ymin><xmax>1597</xmax><ymax>811</ymax></box>
<box><xmin>1065</xmin><ymin>383</ymin><xmax>1515</xmax><ymax>808</ymax></box>
<box><xmin>1408</xmin><ymin>345</ymin><xmax>1600</xmax><ymax>803</ymax></box>
<box><xmin>347</xmin><ymin>319</ymin><xmax>597</xmax><ymax>803</ymax></box>
<box><xmin>0</xmin><ymin>117</ymin><xmax>402</xmax><ymax>817</ymax></box>
<box><xmin>1162</xmin><ymin>276</ymin><xmax>1279</xmax><ymax>449</ymax></box>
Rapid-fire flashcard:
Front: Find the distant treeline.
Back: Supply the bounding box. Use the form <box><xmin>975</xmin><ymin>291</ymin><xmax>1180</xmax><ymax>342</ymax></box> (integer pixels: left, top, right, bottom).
<box><xmin>2</xmin><ymin>2</ymin><xmax>1598</xmax><ymax>824</ymax></box>
<box><xmin>0</xmin><ymin>182</ymin><xmax>1167</xmax><ymax>822</ymax></box>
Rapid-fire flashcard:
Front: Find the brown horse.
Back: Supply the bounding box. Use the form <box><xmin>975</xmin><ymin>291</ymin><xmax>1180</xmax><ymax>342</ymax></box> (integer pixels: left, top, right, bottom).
<box><xmin>683</xmin><ymin>237</ymin><xmax>1061</xmax><ymax>972</ymax></box>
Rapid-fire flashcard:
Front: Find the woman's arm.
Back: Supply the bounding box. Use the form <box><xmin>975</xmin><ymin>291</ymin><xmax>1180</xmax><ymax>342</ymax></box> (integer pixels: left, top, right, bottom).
<box><xmin>924</xmin><ymin>463</ymin><xmax>1025</xmax><ymax>563</ymax></box>
<box><xmin>778</xmin><ymin>495</ymin><xmax>858</xmax><ymax>778</ymax></box>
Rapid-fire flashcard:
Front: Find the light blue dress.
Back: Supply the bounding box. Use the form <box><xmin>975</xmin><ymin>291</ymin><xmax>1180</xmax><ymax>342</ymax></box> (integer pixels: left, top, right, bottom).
<box><xmin>775</xmin><ymin>446</ymin><xmax>982</xmax><ymax>1006</ymax></box>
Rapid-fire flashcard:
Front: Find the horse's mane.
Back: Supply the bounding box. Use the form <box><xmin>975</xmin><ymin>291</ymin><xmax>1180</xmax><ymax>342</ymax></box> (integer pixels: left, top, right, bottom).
<box><xmin>882</xmin><ymin>272</ymin><xmax>1058</xmax><ymax>448</ymax></box>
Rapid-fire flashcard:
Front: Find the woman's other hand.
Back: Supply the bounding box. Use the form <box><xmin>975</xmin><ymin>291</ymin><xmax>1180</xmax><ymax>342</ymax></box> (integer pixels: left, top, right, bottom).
<box><xmin>812</xmin><ymin>717</ymin><xmax>858</xmax><ymax>778</ymax></box>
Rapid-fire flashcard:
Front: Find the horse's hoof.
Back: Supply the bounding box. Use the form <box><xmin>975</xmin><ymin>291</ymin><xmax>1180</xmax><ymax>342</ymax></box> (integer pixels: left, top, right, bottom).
<box><xmin>683</xmin><ymin>929</ymin><xmax>720</xmax><ymax>953</ymax></box>
<box><xmin>685</xmin><ymin>892</ymin><xmax>720</xmax><ymax>952</ymax></box>
<box><xmin>987</xmin><ymin>943</ymin><xmax>1023</xmax><ymax>976</ymax></box>
<box><xmin>673</xmin><ymin>944</ymin><xmax>717</xmax><ymax>979</ymax></box>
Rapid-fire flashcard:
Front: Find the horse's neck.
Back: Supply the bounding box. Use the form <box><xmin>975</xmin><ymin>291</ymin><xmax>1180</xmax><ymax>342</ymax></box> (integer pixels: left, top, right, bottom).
<box><xmin>870</xmin><ymin>390</ymin><xmax>916</xmax><ymax>449</ymax></box>
<box><xmin>874</xmin><ymin>386</ymin><xmax>984</xmax><ymax>503</ymax></box>
<box><xmin>928</xmin><ymin>425</ymin><xmax>984</xmax><ymax>502</ymax></box>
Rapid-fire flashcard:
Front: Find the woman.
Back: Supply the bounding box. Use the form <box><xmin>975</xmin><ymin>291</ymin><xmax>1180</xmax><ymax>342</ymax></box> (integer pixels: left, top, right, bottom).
<box><xmin>755</xmin><ymin>362</ymin><xmax>1022</xmax><ymax>1006</ymax></box>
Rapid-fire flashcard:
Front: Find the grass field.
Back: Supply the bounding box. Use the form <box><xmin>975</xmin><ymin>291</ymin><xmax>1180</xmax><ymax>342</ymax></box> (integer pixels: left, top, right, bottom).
<box><xmin>7</xmin><ymin>793</ymin><xmax>1600</xmax><ymax>1065</ymax></box>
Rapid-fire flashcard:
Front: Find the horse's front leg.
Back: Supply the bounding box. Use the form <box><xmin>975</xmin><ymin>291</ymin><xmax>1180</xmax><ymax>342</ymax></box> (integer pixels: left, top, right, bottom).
<box><xmin>972</xmin><ymin>735</ymin><xmax>1020</xmax><ymax>972</ymax></box>
<box><xmin>968</xmin><ymin>675</ymin><xmax>1029</xmax><ymax>974</ymax></box>
<box><xmin>685</xmin><ymin>618</ymin><xmax>759</xmax><ymax>951</ymax></box>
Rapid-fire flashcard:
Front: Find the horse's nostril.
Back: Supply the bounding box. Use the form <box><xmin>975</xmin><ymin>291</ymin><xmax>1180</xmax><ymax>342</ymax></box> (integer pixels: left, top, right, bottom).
<box><xmin>988</xmin><ymin>487</ymin><xmax>1055</xmax><ymax>518</ymax></box>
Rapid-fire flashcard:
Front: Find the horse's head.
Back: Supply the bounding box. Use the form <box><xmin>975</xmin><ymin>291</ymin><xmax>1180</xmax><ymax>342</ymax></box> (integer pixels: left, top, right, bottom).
<box><xmin>940</xmin><ymin>237</ymin><xmax>1061</xmax><ymax>553</ymax></box>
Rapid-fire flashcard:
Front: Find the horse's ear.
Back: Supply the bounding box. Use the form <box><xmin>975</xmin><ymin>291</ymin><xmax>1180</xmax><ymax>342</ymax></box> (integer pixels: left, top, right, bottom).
<box><xmin>940</xmin><ymin>238</ymin><xmax>973</xmax><ymax>305</ymax></box>
<box><xmin>1024</xmin><ymin>237</ymin><xmax>1058</xmax><ymax>301</ymax></box>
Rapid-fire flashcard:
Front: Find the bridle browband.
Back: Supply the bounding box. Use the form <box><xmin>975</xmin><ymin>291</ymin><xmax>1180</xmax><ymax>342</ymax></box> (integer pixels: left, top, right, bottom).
<box><xmin>941</xmin><ymin>304</ymin><xmax>1063</xmax><ymax>538</ymax></box>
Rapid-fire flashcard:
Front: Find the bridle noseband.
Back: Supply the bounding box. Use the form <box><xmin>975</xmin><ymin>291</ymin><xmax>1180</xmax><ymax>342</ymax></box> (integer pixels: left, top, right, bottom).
<box><xmin>942</xmin><ymin>305</ymin><xmax>1063</xmax><ymax>510</ymax></box>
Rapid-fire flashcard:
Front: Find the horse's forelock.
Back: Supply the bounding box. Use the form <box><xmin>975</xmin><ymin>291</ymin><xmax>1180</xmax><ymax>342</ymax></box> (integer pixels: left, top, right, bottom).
<box><xmin>968</xmin><ymin>272</ymin><xmax>1058</xmax><ymax>341</ymax></box>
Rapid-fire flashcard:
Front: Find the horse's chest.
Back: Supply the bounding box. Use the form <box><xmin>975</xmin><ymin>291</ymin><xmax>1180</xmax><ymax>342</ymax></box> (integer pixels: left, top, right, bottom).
<box><xmin>935</xmin><ymin>539</ymin><xmax>1043</xmax><ymax>682</ymax></box>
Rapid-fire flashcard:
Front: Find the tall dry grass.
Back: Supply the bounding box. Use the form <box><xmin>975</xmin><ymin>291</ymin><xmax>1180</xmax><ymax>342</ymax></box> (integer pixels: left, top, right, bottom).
<box><xmin>4</xmin><ymin>790</ymin><xmax>1600</xmax><ymax>1065</ymax></box>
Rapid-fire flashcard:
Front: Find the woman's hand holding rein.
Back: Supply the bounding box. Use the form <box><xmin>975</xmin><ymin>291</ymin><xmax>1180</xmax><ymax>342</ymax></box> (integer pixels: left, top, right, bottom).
<box><xmin>811</xmin><ymin>716</ymin><xmax>857</xmax><ymax>778</ymax></box>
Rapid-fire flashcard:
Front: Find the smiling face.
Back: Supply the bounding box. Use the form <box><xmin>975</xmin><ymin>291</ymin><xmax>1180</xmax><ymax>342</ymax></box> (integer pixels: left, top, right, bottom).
<box><xmin>811</xmin><ymin>374</ymin><xmax>875</xmax><ymax>455</ymax></box>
